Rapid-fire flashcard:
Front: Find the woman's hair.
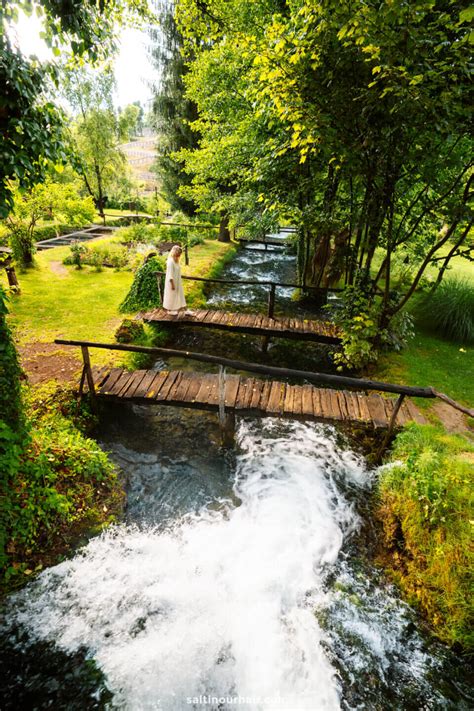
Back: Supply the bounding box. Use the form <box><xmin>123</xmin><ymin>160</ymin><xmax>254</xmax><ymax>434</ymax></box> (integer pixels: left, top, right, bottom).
<box><xmin>170</xmin><ymin>244</ymin><xmax>183</xmax><ymax>257</ymax></box>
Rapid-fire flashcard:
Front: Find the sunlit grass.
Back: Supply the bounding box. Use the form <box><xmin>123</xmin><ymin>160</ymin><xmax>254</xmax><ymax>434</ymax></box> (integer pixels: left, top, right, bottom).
<box><xmin>375</xmin><ymin>329</ymin><xmax>473</xmax><ymax>409</ymax></box>
<box><xmin>1</xmin><ymin>238</ymin><xmax>235</xmax><ymax>368</ymax></box>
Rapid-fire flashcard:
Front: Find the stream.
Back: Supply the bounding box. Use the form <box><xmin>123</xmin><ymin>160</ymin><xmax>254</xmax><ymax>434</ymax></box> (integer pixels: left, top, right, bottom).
<box><xmin>1</xmin><ymin>236</ymin><xmax>472</xmax><ymax>710</ymax></box>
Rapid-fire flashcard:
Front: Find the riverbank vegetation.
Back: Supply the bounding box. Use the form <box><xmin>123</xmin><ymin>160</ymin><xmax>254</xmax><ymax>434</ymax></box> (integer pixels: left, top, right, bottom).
<box><xmin>376</xmin><ymin>423</ymin><xmax>474</xmax><ymax>651</ymax></box>
<box><xmin>0</xmin><ymin>289</ymin><xmax>123</xmax><ymax>592</ymax></box>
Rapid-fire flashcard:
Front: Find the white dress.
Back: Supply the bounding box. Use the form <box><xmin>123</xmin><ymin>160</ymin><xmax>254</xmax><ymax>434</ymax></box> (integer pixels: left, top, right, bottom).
<box><xmin>163</xmin><ymin>256</ymin><xmax>186</xmax><ymax>311</ymax></box>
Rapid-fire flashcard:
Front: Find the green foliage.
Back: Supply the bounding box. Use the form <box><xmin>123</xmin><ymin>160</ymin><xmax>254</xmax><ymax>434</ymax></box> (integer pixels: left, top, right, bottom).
<box><xmin>63</xmin><ymin>67</ymin><xmax>133</xmax><ymax>214</ymax></box>
<box><xmin>151</xmin><ymin>5</ymin><xmax>200</xmax><ymax>215</ymax></box>
<box><xmin>5</xmin><ymin>178</ymin><xmax>96</xmax><ymax>265</ymax></box>
<box><xmin>175</xmin><ymin>0</ymin><xmax>472</xmax><ymax>333</ymax></box>
<box><xmin>116</xmin><ymin>223</ymin><xmax>163</xmax><ymax>245</ymax></box>
<box><xmin>416</xmin><ymin>277</ymin><xmax>474</xmax><ymax>344</ymax></box>
<box><xmin>333</xmin><ymin>279</ymin><xmax>414</xmax><ymax>370</ymax></box>
<box><xmin>377</xmin><ymin>424</ymin><xmax>474</xmax><ymax>649</ymax></box>
<box><xmin>119</xmin><ymin>255</ymin><xmax>165</xmax><ymax>312</ymax></box>
<box><xmin>118</xmin><ymin>103</ymin><xmax>141</xmax><ymax>141</ymax></box>
<box><xmin>115</xmin><ymin>318</ymin><xmax>145</xmax><ymax>343</ymax></box>
<box><xmin>63</xmin><ymin>243</ymin><xmax>129</xmax><ymax>270</ymax></box>
<box><xmin>0</xmin><ymin>287</ymin><xmax>23</xmax><ymax>429</ymax></box>
<box><xmin>1</xmin><ymin>2</ymin><xmax>149</xmax><ymax>218</ymax></box>
<box><xmin>0</xmin><ymin>413</ymin><xmax>120</xmax><ymax>585</ymax></box>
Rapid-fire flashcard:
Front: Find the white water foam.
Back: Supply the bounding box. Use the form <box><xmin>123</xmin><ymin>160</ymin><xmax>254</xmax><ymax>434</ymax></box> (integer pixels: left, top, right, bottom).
<box><xmin>7</xmin><ymin>420</ymin><xmax>371</xmax><ymax>710</ymax></box>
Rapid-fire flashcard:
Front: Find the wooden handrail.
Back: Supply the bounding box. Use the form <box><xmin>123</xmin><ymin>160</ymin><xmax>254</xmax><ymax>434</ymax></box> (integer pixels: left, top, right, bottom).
<box><xmin>154</xmin><ymin>271</ymin><xmax>344</xmax><ymax>292</ymax></box>
<box><xmin>55</xmin><ymin>339</ymin><xmax>439</xmax><ymax>400</ymax></box>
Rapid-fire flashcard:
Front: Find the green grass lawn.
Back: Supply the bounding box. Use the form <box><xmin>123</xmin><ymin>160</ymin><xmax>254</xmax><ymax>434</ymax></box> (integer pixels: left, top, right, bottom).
<box><xmin>375</xmin><ymin>329</ymin><xmax>474</xmax><ymax>409</ymax></box>
<box><xmin>1</xmin><ymin>238</ymin><xmax>235</xmax><ymax>368</ymax></box>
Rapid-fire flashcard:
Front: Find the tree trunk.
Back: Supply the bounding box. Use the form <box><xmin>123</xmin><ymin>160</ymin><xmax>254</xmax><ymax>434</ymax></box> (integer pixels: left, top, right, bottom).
<box><xmin>218</xmin><ymin>213</ymin><xmax>230</xmax><ymax>242</ymax></box>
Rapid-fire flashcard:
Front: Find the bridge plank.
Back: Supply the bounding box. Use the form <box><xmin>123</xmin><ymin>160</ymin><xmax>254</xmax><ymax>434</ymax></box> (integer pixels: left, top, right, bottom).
<box><xmin>367</xmin><ymin>395</ymin><xmax>387</xmax><ymax>428</ymax></box>
<box><xmin>258</xmin><ymin>380</ymin><xmax>273</xmax><ymax>412</ymax></box>
<box><xmin>267</xmin><ymin>381</ymin><xmax>285</xmax><ymax>414</ymax></box>
<box><xmin>194</xmin><ymin>373</ymin><xmax>215</xmax><ymax>405</ymax></box>
<box><xmin>302</xmin><ymin>384</ymin><xmax>314</xmax><ymax>416</ymax></box>
<box><xmin>183</xmin><ymin>374</ymin><xmax>205</xmax><ymax>404</ymax></box>
<box><xmin>98</xmin><ymin>368</ymin><xmax>125</xmax><ymax>395</ymax></box>
<box><xmin>86</xmin><ymin>366</ymin><xmax>417</xmax><ymax>431</ymax></box>
<box><xmin>336</xmin><ymin>391</ymin><xmax>350</xmax><ymax>421</ymax></box>
<box><xmin>170</xmin><ymin>372</ymin><xmax>195</xmax><ymax>403</ymax></box>
<box><xmin>328</xmin><ymin>389</ymin><xmax>343</xmax><ymax>420</ymax></box>
<box><xmin>145</xmin><ymin>370</ymin><xmax>171</xmax><ymax>400</ymax></box>
<box><xmin>292</xmin><ymin>385</ymin><xmax>304</xmax><ymax>415</ymax></box>
<box><xmin>123</xmin><ymin>370</ymin><xmax>147</xmax><ymax>399</ymax></box>
<box><xmin>283</xmin><ymin>383</ymin><xmax>295</xmax><ymax>414</ymax></box>
<box><xmin>107</xmin><ymin>371</ymin><xmax>134</xmax><ymax>396</ymax></box>
<box><xmin>249</xmin><ymin>379</ymin><xmax>265</xmax><ymax>410</ymax></box>
<box><xmin>134</xmin><ymin>370</ymin><xmax>164</xmax><ymax>399</ymax></box>
<box><xmin>158</xmin><ymin>371</ymin><xmax>183</xmax><ymax>401</ymax></box>
<box><xmin>118</xmin><ymin>371</ymin><xmax>142</xmax><ymax>399</ymax></box>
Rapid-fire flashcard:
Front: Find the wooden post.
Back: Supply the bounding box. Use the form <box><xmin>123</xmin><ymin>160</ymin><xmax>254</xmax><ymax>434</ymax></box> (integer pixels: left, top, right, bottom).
<box><xmin>261</xmin><ymin>336</ymin><xmax>271</xmax><ymax>354</ymax></box>
<box><xmin>5</xmin><ymin>266</ymin><xmax>20</xmax><ymax>292</ymax></box>
<box><xmin>81</xmin><ymin>345</ymin><xmax>97</xmax><ymax>408</ymax></box>
<box><xmin>267</xmin><ymin>283</ymin><xmax>276</xmax><ymax>319</ymax></box>
<box><xmin>78</xmin><ymin>365</ymin><xmax>87</xmax><ymax>398</ymax></box>
<box><xmin>221</xmin><ymin>413</ymin><xmax>236</xmax><ymax>447</ymax></box>
<box><xmin>184</xmin><ymin>243</ymin><xmax>189</xmax><ymax>266</ymax></box>
<box><xmin>375</xmin><ymin>393</ymin><xmax>405</xmax><ymax>463</ymax></box>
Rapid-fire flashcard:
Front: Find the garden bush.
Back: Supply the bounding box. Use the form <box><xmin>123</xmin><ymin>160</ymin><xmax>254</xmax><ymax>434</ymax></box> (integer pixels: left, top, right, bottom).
<box><xmin>63</xmin><ymin>243</ymin><xmax>129</xmax><ymax>270</ymax></box>
<box><xmin>115</xmin><ymin>318</ymin><xmax>145</xmax><ymax>343</ymax></box>
<box><xmin>119</xmin><ymin>255</ymin><xmax>165</xmax><ymax>312</ymax></box>
<box><xmin>376</xmin><ymin>423</ymin><xmax>474</xmax><ymax>649</ymax></box>
<box><xmin>416</xmin><ymin>277</ymin><xmax>474</xmax><ymax>344</ymax></box>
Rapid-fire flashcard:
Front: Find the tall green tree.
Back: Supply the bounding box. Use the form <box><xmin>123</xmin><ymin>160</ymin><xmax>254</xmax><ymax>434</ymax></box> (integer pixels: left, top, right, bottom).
<box><xmin>176</xmin><ymin>0</ymin><xmax>473</xmax><ymax>335</ymax></box>
<box><xmin>64</xmin><ymin>68</ymin><xmax>131</xmax><ymax>216</ymax></box>
<box><xmin>151</xmin><ymin>0</ymin><xmax>200</xmax><ymax>216</ymax></box>
<box><xmin>1</xmin><ymin>0</ymin><xmax>149</xmax><ymax>218</ymax></box>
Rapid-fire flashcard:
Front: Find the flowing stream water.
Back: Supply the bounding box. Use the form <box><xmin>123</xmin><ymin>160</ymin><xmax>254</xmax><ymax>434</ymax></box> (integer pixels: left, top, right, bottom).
<box><xmin>1</xmin><ymin>237</ymin><xmax>471</xmax><ymax>710</ymax></box>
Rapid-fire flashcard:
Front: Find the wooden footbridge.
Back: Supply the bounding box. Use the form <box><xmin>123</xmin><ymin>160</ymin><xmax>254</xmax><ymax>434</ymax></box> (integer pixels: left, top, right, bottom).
<box><xmin>56</xmin><ymin>339</ymin><xmax>473</xmax><ymax>456</ymax></box>
<box><xmin>139</xmin><ymin>307</ymin><xmax>342</xmax><ymax>345</ymax></box>
<box><xmin>150</xmin><ymin>273</ymin><xmax>344</xmax><ymax>348</ymax></box>
<box><xmin>83</xmin><ymin>365</ymin><xmax>424</xmax><ymax>429</ymax></box>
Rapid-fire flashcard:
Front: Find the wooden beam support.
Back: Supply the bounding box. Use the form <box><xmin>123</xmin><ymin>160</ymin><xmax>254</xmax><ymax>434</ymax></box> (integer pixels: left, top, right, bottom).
<box><xmin>80</xmin><ymin>345</ymin><xmax>97</xmax><ymax>408</ymax></box>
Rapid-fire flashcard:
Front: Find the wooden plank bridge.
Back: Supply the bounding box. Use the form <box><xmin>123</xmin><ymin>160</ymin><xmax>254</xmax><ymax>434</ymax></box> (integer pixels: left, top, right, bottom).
<box><xmin>140</xmin><ymin>307</ymin><xmax>342</xmax><ymax>345</ymax></box>
<box><xmin>86</xmin><ymin>365</ymin><xmax>425</xmax><ymax>429</ymax></box>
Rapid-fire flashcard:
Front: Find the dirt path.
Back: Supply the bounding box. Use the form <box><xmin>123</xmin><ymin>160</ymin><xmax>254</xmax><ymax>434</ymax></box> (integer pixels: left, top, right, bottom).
<box><xmin>431</xmin><ymin>400</ymin><xmax>474</xmax><ymax>438</ymax></box>
<box><xmin>19</xmin><ymin>342</ymin><xmax>82</xmax><ymax>385</ymax></box>
<box><xmin>49</xmin><ymin>261</ymin><xmax>69</xmax><ymax>277</ymax></box>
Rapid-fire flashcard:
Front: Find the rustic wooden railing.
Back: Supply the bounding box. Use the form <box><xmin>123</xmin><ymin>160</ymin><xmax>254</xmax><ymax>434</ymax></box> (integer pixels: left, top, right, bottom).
<box><xmin>154</xmin><ymin>272</ymin><xmax>343</xmax><ymax>318</ymax></box>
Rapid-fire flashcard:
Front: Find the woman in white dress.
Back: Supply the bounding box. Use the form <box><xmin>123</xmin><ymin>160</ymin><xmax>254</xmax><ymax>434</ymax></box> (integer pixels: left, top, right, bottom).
<box><xmin>163</xmin><ymin>245</ymin><xmax>189</xmax><ymax>315</ymax></box>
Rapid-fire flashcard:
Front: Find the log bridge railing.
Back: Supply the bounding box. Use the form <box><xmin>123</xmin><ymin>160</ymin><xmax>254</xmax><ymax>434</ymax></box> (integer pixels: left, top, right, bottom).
<box><xmin>155</xmin><ymin>272</ymin><xmax>343</xmax><ymax>319</ymax></box>
<box><xmin>55</xmin><ymin>339</ymin><xmax>473</xmax><ymax>457</ymax></box>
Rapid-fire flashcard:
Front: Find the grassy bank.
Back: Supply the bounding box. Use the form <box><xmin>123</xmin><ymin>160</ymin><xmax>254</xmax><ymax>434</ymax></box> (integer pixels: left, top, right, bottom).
<box><xmin>376</xmin><ymin>423</ymin><xmax>473</xmax><ymax>650</ymax></box>
<box><xmin>1</xmin><ymin>237</ymin><xmax>236</xmax><ymax>368</ymax></box>
<box><xmin>0</xmin><ymin>383</ymin><xmax>125</xmax><ymax>593</ymax></box>
<box><xmin>375</xmin><ymin>328</ymin><xmax>474</xmax><ymax>411</ymax></box>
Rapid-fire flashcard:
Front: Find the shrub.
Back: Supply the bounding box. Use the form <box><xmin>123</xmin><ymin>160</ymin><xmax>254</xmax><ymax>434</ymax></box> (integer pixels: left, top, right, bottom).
<box><xmin>377</xmin><ymin>423</ymin><xmax>474</xmax><ymax>649</ymax></box>
<box><xmin>0</xmin><ymin>287</ymin><xmax>24</xmax><ymax>429</ymax></box>
<box><xmin>115</xmin><ymin>319</ymin><xmax>145</xmax><ymax>343</ymax></box>
<box><xmin>119</xmin><ymin>255</ymin><xmax>165</xmax><ymax>313</ymax></box>
<box><xmin>63</xmin><ymin>243</ymin><xmax>129</xmax><ymax>270</ymax></box>
<box><xmin>0</xmin><ymin>416</ymin><xmax>122</xmax><ymax>585</ymax></box>
<box><xmin>416</xmin><ymin>277</ymin><xmax>474</xmax><ymax>344</ymax></box>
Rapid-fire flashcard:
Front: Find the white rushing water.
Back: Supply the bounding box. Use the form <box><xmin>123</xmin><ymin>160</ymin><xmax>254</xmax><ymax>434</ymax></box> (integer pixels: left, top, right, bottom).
<box><xmin>7</xmin><ymin>420</ymin><xmax>372</xmax><ymax>710</ymax></box>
